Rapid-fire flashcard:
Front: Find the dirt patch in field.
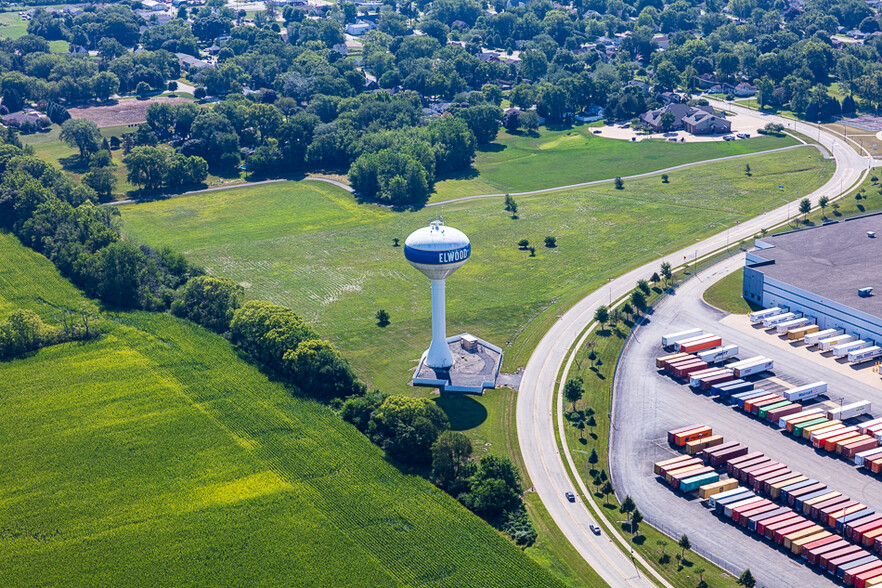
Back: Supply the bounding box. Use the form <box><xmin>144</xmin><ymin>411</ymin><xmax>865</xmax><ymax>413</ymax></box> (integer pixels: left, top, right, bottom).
<box><xmin>67</xmin><ymin>96</ymin><xmax>192</xmax><ymax>128</ymax></box>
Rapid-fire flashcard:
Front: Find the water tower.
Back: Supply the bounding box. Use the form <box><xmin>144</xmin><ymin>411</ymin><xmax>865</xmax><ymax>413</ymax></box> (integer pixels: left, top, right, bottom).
<box><xmin>404</xmin><ymin>220</ymin><xmax>470</xmax><ymax>369</ymax></box>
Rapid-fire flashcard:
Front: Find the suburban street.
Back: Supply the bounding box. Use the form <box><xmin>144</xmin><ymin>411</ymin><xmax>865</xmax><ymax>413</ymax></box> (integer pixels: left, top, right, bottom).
<box><xmin>516</xmin><ymin>108</ymin><xmax>872</xmax><ymax>587</ymax></box>
<box><xmin>612</xmin><ymin>253</ymin><xmax>882</xmax><ymax>587</ymax></box>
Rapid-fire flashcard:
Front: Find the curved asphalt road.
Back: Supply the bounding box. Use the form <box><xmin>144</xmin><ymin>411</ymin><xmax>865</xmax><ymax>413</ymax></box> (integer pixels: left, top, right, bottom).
<box><xmin>516</xmin><ymin>106</ymin><xmax>871</xmax><ymax>587</ymax></box>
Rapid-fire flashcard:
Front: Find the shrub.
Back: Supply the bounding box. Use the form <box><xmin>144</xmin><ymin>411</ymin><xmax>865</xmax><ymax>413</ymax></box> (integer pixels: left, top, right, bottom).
<box><xmin>544</xmin><ymin>236</ymin><xmax>556</xmax><ymax>247</ymax></box>
<box><xmin>230</xmin><ymin>300</ymin><xmax>319</xmax><ymax>373</ymax></box>
<box><xmin>368</xmin><ymin>395</ymin><xmax>450</xmax><ymax>465</ymax></box>
<box><xmin>0</xmin><ymin>309</ymin><xmax>57</xmax><ymax>358</ymax></box>
<box><xmin>283</xmin><ymin>339</ymin><xmax>365</xmax><ymax>401</ymax></box>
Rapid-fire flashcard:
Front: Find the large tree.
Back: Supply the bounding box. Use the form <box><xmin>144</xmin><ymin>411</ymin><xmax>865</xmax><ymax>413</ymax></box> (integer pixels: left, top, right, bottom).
<box><xmin>431</xmin><ymin>431</ymin><xmax>473</xmax><ymax>493</ymax></box>
<box><xmin>60</xmin><ymin>119</ymin><xmax>102</xmax><ymax>162</ymax></box>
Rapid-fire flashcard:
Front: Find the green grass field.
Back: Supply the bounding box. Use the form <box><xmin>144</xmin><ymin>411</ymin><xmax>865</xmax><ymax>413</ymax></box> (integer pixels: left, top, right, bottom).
<box><xmin>703</xmin><ymin>268</ymin><xmax>761</xmax><ymax>314</ymax></box>
<box><xmin>0</xmin><ymin>11</ymin><xmax>28</xmax><ymax>39</ymax></box>
<box><xmin>0</xmin><ymin>230</ymin><xmax>562</xmax><ymax>588</ymax></box>
<box><xmin>430</xmin><ymin>126</ymin><xmax>798</xmax><ymax>201</ymax></box>
<box><xmin>120</xmin><ymin>146</ymin><xmax>831</xmax><ymax>396</ymax></box>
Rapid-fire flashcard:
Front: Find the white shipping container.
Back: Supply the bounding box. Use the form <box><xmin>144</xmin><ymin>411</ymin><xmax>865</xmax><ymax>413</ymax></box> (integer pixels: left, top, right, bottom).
<box><xmin>708</xmin><ymin>488</ymin><xmax>751</xmax><ymax>508</ymax></box>
<box><xmin>783</xmin><ymin>381</ymin><xmax>828</xmax><ymax>402</ymax></box>
<box><xmin>734</xmin><ymin>359</ymin><xmax>774</xmax><ymax>378</ymax></box>
<box><xmin>805</xmin><ymin>328</ymin><xmax>843</xmax><ymax>346</ymax></box>
<box><xmin>778</xmin><ymin>408</ymin><xmax>826</xmax><ymax>429</ymax></box>
<box><xmin>763</xmin><ymin>312</ymin><xmax>798</xmax><ymax>328</ymax></box>
<box><xmin>749</xmin><ymin>307</ymin><xmax>788</xmax><ymax>323</ymax></box>
<box><xmin>859</xmin><ymin>418</ymin><xmax>882</xmax><ymax>434</ymax></box>
<box><xmin>855</xmin><ymin>446</ymin><xmax>882</xmax><ymax>466</ymax></box>
<box><xmin>833</xmin><ymin>340</ymin><xmax>871</xmax><ymax>357</ymax></box>
<box><xmin>826</xmin><ymin>400</ymin><xmax>872</xmax><ymax>421</ymax></box>
<box><xmin>662</xmin><ymin>328</ymin><xmax>703</xmax><ymax>347</ymax></box>
<box><xmin>689</xmin><ymin>369</ymin><xmax>731</xmax><ymax>387</ymax></box>
<box><xmin>819</xmin><ymin>334</ymin><xmax>855</xmax><ymax>351</ymax></box>
<box><xmin>849</xmin><ymin>346</ymin><xmax>882</xmax><ymax>364</ymax></box>
<box><xmin>696</xmin><ymin>345</ymin><xmax>739</xmax><ymax>364</ymax></box>
<box><xmin>726</xmin><ymin>355</ymin><xmax>767</xmax><ymax>370</ymax></box>
<box><xmin>776</xmin><ymin>317</ymin><xmax>815</xmax><ymax>334</ymax></box>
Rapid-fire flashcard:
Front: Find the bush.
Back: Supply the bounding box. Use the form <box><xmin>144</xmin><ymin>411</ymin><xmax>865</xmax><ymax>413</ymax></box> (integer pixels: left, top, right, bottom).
<box><xmin>501</xmin><ymin>508</ymin><xmax>537</xmax><ymax>546</ymax></box>
<box><xmin>614</xmin><ymin>176</ymin><xmax>624</xmax><ymax>189</ymax></box>
<box><xmin>544</xmin><ymin>236</ymin><xmax>556</xmax><ymax>248</ymax></box>
<box><xmin>757</xmin><ymin>123</ymin><xmax>784</xmax><ymax>136</ymax></box>
<box><xmin>171</xmin><ymin>275</ymin><xmax>244</xmax><ymax>333</ymax></box>
<box><xmin>283</xmin><ymin>339</ymin><xmax>365</xmax><ymax>401</ymax></box>
<box><xmin>0</xmin><ymin>309</ymin><xmax>57</xmax><ymax>358</ymax></box>
<box><xmin>229</xmin><ymin>300</ymin><xmax>319</xmax><ymax>374</ymax></box>
<box><xmin>340</xmin><ymin>389</ymin><xmax>387</xmax><ymax>433</ymax></box>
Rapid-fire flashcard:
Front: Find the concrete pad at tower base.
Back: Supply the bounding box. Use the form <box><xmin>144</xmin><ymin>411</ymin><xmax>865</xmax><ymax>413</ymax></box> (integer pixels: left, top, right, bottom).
<box><xmin>412</xmin><ymin>334</ymin><xmax>502</xmax><ymax>394</ymax></box>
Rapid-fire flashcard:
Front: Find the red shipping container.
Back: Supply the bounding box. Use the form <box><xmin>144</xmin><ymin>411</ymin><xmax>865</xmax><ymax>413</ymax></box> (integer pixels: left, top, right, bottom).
<box><xmin>680</xmin><ymin>336</ymin><xmax>723</xmax><ymax>354</ymax></box>
<box><xmin>742</xmin><ymin>394</ymin><xmax>779</xmax><ymax>413</ymax></box>
<box><xmin>750</xmin><ymin>396</ymin><xmax>787</xmax><ymax>415</ymax></box>
<box><xmin>731</xmin><ymin>499</ymin><xmax>771</xmax><ymax>524</ymax></box>
<box><xmin>787</xmin><ymin>483</ymin><xmax>828</xmax><ymax>507</ymax></box>
<box><xmin>825</xmin><ymin>431</ymin><xmax>862</xmax><ymax>452</ymax></box>
<box><xmin>758</xmin><ymin>512</ymin><xmax>801</xmax><ymax>535</ymax></box>
<box><xmin>844</xmin><ymin>561</ymin><xmax>882</xmax><ymax>586</ymax></box>
<box><xmin>739</xmin><ymin>503</ymin><xmax>779</xmax><ymax>526</ymax></box>
<box><xmin>774</xmin><ymin>519</ymin><xmax>815</xmax><ymax>544</ymax></box>
<box><xmin>848</xmin><ymin>514</ymin><xmax>882</xmax><ymax>540</ymax></box>
<box><xmin>764</xmin><ymin>514</ymin><xmax>804</xmax><ymax>539</ymax></box>
<box><xmin>748</xmin><ymin>463</ymin><xmax>786</xmax><ymax>486</ymax></box>
<box><xmin>700</xmin><ymin>372</ymin><xmax>734</xmax><ymax>391</ymax></box>
<box><xmin>827</xmin><ymin>549</ymin><xmax>871</xmax><ymax>574</ymax></box>
<box><xmin>845</xmin><ymin>438</ymin><xmax>880</xmax><ymax>459</ymax></box>
<box><xmin>819</xmin><ymin>545</ymin><xmax>864</xmax><ymax>570</ymax></box>
<box><xmin>673</xmin><ymin>426</ymin><xmax>713</xmax><ymax>446</ymax></box>
<box><xmin>766</xmin><ymin>403</ymin><xmax>804</xmax><ymax>422</ymax></box>
<box><xmin>855</xmin><ymin>565</ymin><xmax>882</xmax><ymax>588</ymax></box>
<box><xmin>801</xmin><ymin>535</ymin><xmax>842</xmax><ymax>559</ymax></box>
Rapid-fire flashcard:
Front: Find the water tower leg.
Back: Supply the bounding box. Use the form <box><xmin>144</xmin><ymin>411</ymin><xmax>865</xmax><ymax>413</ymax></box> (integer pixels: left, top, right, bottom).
<box><xmin>427</xmin><ymin>279</ymin><xmax>454</xmax><ymax>369</ymax></box>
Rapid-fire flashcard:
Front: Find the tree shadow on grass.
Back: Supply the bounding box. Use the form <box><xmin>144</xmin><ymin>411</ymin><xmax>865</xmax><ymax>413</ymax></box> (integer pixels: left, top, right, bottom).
<box><xmin>59</xmin><ymin>154</ymin><xmax>89</xmax><ymax>173</ymax></box>
<box><xmin>478</xmin><ymin>142</ymin><xmax>506</xmax><ymax>153</ymax></box>
<box><xmin>434</xmin><ymin>393</ymin><xmax>488</xmax><ymax>431</ymax></box>
<box><xmin>436</xmin><ymin>166</ymin><xmax>480</xmax><ymax>183</ymax></box>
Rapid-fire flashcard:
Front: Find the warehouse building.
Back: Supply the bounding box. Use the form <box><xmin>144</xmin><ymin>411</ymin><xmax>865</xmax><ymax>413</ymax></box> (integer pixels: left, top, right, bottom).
<box><xmin>743</xmin><ymin>213</ymin><xmax>882</xmax><ymax>343</ymax></box>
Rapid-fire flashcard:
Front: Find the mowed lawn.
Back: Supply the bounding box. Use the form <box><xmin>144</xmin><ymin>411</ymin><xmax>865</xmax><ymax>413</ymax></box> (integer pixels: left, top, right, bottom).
<box><xmin>0</xmin><ymin>231</ymin><xmax>561</xmax><ymax>588</ymax></box>
<box><xmin>120</xmin><ymin>146</ymin><xmax>831</xmax><ymax>395</ymax></box>
<box><xmin>430</xmin><ymin>125</ymin><xmax>798</xmax><ymax>201</ymax></box>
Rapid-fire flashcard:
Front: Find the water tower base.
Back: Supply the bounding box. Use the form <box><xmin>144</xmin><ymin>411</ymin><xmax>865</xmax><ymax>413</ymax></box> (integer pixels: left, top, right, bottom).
<box><xmin>412</xmin><ymin>333</ymin><xmax>502</xmax><ymax>395</ymax></box>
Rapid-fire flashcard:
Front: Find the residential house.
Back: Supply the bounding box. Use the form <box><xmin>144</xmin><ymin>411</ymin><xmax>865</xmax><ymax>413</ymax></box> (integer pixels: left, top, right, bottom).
<box><xmin>639</xmin><ymin>103</ymin><xmax>729</xmax><ymax>134</ymax></box>
<box><xmin>176</xmin><ymin>53</ymin><xmax>211</xmax><ymax>71</ymax></box>
<box><xmin>345</xmin><ymin>21</ymin><xmax>374</xmax><ymax>35</ymax></box>
<box><xmin>682</xmin><ymin>109</ymin><xmax>730</xmax><ymax>134</ymax></box>
<box><xmin>1</xmin><ymin>110</ymin><xmax>50</xmax><ymax>131</ymax></box>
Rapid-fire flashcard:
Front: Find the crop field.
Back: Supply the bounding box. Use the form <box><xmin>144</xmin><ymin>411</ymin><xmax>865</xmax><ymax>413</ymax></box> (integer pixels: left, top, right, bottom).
<box><xmin>67</xmin><ymin>96</ymin><xmax>193</xmax><ymax>128</ymax></box>
<box><xmin>120</xmin><ymin>146</ymin><xmax>831</xmax><ymax>396</ymax></box>
<box><xmin>430</xmin><ymin>126</ymin><xmax>798</xmax><ymax>201</ymax></box>
<box><xmin>0</xmin><ymin>231</ymin><xmax>561</xmax><ymax>588</ymax></box>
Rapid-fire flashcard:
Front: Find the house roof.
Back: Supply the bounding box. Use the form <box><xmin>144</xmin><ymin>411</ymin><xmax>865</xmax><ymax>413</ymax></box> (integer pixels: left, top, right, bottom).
<box><xmin>640</xmin><ymin>103</ymin><xmax>716</xmax><ymax>128</ymax></box>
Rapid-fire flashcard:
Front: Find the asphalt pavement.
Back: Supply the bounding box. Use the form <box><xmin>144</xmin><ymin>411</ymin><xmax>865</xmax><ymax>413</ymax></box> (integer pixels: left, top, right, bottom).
<box><xmin>611</xmin><ymin>253</ymin><xmax>882</xmax><ymax>587</ymax></box>
<box><xmin>517</xmin><ymin>106</ymin><xmax>872</xmax><ymax>587</ymax></box>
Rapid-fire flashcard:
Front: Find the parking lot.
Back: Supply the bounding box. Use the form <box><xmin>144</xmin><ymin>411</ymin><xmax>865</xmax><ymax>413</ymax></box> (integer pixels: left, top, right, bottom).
<box><xmin>611</xmin><ymin>255</ymin><xmax>882</xmax><ymax>587</ymax></box>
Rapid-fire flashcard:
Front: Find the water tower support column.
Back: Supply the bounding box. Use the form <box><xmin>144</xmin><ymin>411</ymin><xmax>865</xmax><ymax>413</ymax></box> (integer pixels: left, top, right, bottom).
<box><xmin>427</xmin><ymin>279</ymin><xmax>454</xmax><ymax>368</ymax></box>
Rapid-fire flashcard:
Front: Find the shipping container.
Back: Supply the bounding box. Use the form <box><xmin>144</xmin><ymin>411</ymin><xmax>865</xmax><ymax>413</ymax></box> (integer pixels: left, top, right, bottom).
<box><xmin>748</xmin><ymin>506</ymin><xmax>791</xmax><ymax>532</ymax></box>
<box><xmin>779</xmin><ymin>478</ymin><xmax>816</xmax><ymax>501</ymax></box>
<box><xmin>758</xmin><ymin>400</ymin><xmax>792</xmax><ymax>420</ymax></box>
<box><xmin>708</xmin><ymin>487</ymin><xmax>752</xmax><ymax>508</ymax></box>
<box><xmin>737</xmin><ymin>459</ymin><xmax>775</xmax><ymax>483</ymax></box>
<box><xmin>725</xmin><ymin>452</ymin><xmax>766</xmax><ymax>475</ymax></box>
<box><xmin>653</xmin><ymin>455</ymin><xmax>693</xmax><ymax>475</ymax></box>
<box><xmin>756</xmin><ymin>469</ymin><xmax>794</xmax><ymax>494</ymax></box>
<box><xmin>757</xmin><ymin>511</ymin><xmax>800</xmax><ymax>536</ymax></box>
<box><xmin>678</xmin><ymin>471</ymin><xmax>719</xmax><ymax>492</ymax></box>
<box><xmin>794</xmin><ymin>417</ymin><xmax>831</xmax><ymax>438</ymax></box>
<box><xmin>776</xmin><ymin>316</ymin><xmax>815</xmax><ymax>334</ymax></box>
<box><xmin>814</xmin><ymin>496</ymin><xmax>853</xmax><ymax>520</ymax></box>
<box><xmin>699</xmin><ymin>478</ymin><xmax>739</xmax><ymax>499</ymax></box>
<box><xmin>791</xmin><ymin>530</ymin><xmax>832</xmax><ymax>555</ymax></box>
<box><xmin>738</xmin><ymin>502</ymin><xmax>779</xmax><ymax>527</ymax></box>
<box><xmin>726</xmin><ymin>356</ymin><xmax>768</xmax><ymax>370</ymax></box>
<box><xmin>829</xmin><ymin>550</ymin><xmax>872</xmax><ymax>575</ymax></box>
<box><xmin>730</xmin><ymin>498</ymin><xmax>771</xmax><ymax>522</ymax></box>
<box><xmin>749</xmin><ymin>307</ymin><xmax>788</xmax><ymax>323</ymax></box>
<box><xmin>713</xmin><ymin>380</ymin><xmax>754</xmax><ymax>397</ymax></box>
<box><xmin>656</xmin><ymin>352</ymin><xmax>690</xmax><ymax>368</ymax></box>
<box><xmin>832</xmin><ymin>506</ymin><xmax>870</xmax><ymax>530</ymax></box>
<box><xmin>805</xmin><ymin>539</ymin><xmax>850</xmax><ymax>565</ymax></box>
<box><xmin>763</xmin><ymin>312</ymin><xmax>800</xmax><ymax>328</ymax></box>
<box><xmin>786</xmin><ymin>482</ymin><xmax>826</xmax><ymax>506</ymax></box>
<box><xmin>849</xmin><ymin>514</ymin><xmax>882</xmax><ymax>541</ymax></box>
<box><xmin>820</xmin><ymin>545</ymin><xmax>864</xmax><ymax>570</ymax></box>
<box><xmin>688</xmin><ymin>368</ymin><xmax>729</xmax><ymax>386</ymax></box>
<box><xmin>800</xmin><ymin>534</ymin><xmax>841</xmax><ymax>559</ymax></box>
<box><xmin>741</xmin><ymin>393</ymin><xmax>780</xmax><ymax>413</ymax></box>
<box><xmin>857</xmin><ymin>447</ymin><xmax>882</xmax><ymax>466</ymax></box>
<box><xmin>700</xmin><ymin>441</ymin><xmax>741</xmax><ymax>460</ymax></box>
<box><xmin>834</xmin><ymin>339</ymin><xmax>872</xmax><ymax>357</ymax></box>
<box><xmin>837</xmin><ymin>434</ymin><xmax>872</xmax><ymax>455</ymax></box>
<box><xmin>804</xmin><ymin>492</ymin><xmax>842</xmax><ymax>515</ymax></box>
<box><xmin>844</xmin><ymin>561</ymin><xmax>882</xmax><ymax>585</ymax></box>
<box><xmin>862</xmin><ymin>526</ymin><xmax>882</xmax><ymax>548</ymax></box>
<box><xmin>667</xmin><ymin>425</ymin><xmax>706</xmax><ymax>445</ymax></box>
<box><xmin>671</xmin><ymin>466</ymin><xmax>715</xmax><ymax>489</ymax></box>
<box><xmin>860</xmin><ymin>418</ymin><xmax>882</xmax><ymax>434</ymax></box>
<box><xmin>820</xmin><ymin>334</ymin><xmax>856</xmax><ymax>352</ymax></box>
<box><xmin>731</xmin><ymin>389</ymin><xmax>769</xmax><ymax>406</ymax></box>
<box><xmin>783</xmin><ymin>525</ymin><xmax>824</xmax><ymax>550</ymax></box>
<box><xmin>840</xmin><ymin>556</ymin><xmax>880</xmax><ymax>581</ymax></box>
<box><xmin>788</xmin><ymin>324</ymin><xmax>820</xmax><ymax>341</ymax></box>
<box><xmin>850</xmin><ymin>346</ymin><xmax>882</xmax><ymax>364</ymax></box>
<box><xmin>673</xmin><ymin>425</ymin><xmax>713</xmax><ymax>446</ymax></box>
<box><xmin>794</xmin><ymin>487</ymin><xmax>834</xmax><ymax>510</ymax></box>
<box><xmin>664</xmin><ymin>356</ymin><xmax>701</xmax><ymax>372</ymax></box>
<box><xmin>838</xmin><ymin>509</ymin><xmax>875</xmax><ymax>533</ymax></box>
<box><xmin>827</xmin><ymin>400</ymin><xmax>873</xmax><ymax>421</ymax></box>
<box><xmin>750</xmin><ymin>396</ymin><xmax>787</xmax><ymax>416</ymax></box>
<box><xmin>662</xmin><ymin>462</ymin><xmax>704</xmax><ymax>482</ymax></box>
<box><xmin>713</xmin><ymin>490</ymin><xmax>756</xmax><ymax>514</ymax></box>
<box><xmin>678</xmin><ymin>336</ymin><xmax>723</xmax><ymax>354</ymax></box>
<box><xmin>734</xmin><ymin>358</ymin><xmax>775</xmax><ymax>378</ymax></box>
<box><xmin>775</xmin><ymin>519</ymin><xmax>815</xmax><ymax>544</ymax></box>
<box><xmin>672</xmin><ymin>360</ymin><xmax>709</xmax><ymax>379</ymax></box>
<box><xmin>696</xmin><ymin>344</ymin><xmax>739</xmax><ymax>364</ymax></box>
<box><xmin>783</xmin><ymin>381</ymin><xmax>829</xmax><ymax>402</ymax></box>
<box><xmin>768</xmin><ymin>474</ymin><xmax>805</xmax><ymax>497</ymax></box>
<box><xmin>803</xmin><ymin>420</ymin><xmax>843</xmax><ymax>440</ymax></box>
<box><xmin>685</xmin><ymin>435</ymin><xmax>724</xmax><ymax>455</ymax></box>
<box><xmin>764</xmin><ymin>513</ymin><xmax>804</xmax><ymax>539</ymax></box>
<box><xmin>813</xmin><ymin>425</ymin><xmax>855</xmax><ymax>448</ymax></box>
<box><xmin>747</xmin><ymin>463</ymin><xmax>786</xmax><ymax>486</ymax></box>
<box><xmin>659</xmin><ymin>457</ymin><xmax>703</xmax><ymax>478</ymax></box>
<box><xmin>844</xmin><ymin>438</ymin><xmax>880</xmax><ymax>459</ymax></box>
<box><xmin>767</xmin><ymin>403</ymin><xmax>804</xmax><ymax>423</ymax></box>
<box><xmin>826</xmin><ymin>431</ymin><xmax>863</xmax><ymax>452</ymax></box>
<box><xmin>699</xmin><ymin>371</ymin><xmax>735</xmax><ymax>391</ymax></box>
<box><xmin>809</xmin><ymin>422</ymin><xmax>846</xmax><ymax>443</ymax></box>
<box><xmin>707</xmin><ymin>445</ymin><xmax>750</xmax><ymax>467</ymax></box>
<box><xmin>821</xmin><ymin>500</ymin><xmax>860</xmax><ymax>525</ymax></box>
<box><xmin>728</xmin><ymin>455</ymin><xmax>770</xmax><ymax>477</ymax></box>
<box><xmin>780</xmin><ymin>408</ymin><xmax>826</xmax><ymax>429</ymax></box>
<box><xmin>662</xmin><ymin>328</ymin><xmax>703</xmax><ymax>347</ymax></box>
